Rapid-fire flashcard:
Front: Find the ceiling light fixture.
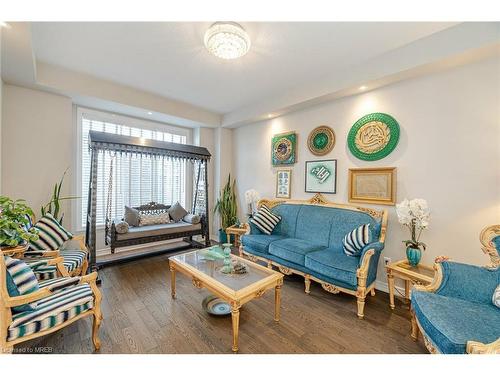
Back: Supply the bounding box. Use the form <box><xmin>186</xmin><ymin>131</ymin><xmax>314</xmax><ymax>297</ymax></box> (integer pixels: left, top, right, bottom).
<box><xmin>359</xmin><ymin>85</ymin><xmax>367</xmax><ymax>91</ymax></box>
<box><xmin>204</xmin><ymin>22</ymin><xmax>251</xmax><ymax>60</ymax></box>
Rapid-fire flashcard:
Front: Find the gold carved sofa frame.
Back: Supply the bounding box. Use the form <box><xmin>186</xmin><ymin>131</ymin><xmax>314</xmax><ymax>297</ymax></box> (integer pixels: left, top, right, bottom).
<box><xmin>239</xmin><ymin>193</ymin><xmax>388</xmax><ymax>319</ymax></box>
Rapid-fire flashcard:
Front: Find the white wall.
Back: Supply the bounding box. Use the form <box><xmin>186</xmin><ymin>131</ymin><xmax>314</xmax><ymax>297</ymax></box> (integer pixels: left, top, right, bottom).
<box><xmin>233</xmin><ymin>56</ymin><xmax>500</xmax><ymax>288</ymax></box>
<box><xmin>0</xmin><ymin>28</ymin><xmax>3</xmax><ymax>194</ymax></box>
<box><xmin>2</xmin><ymin>84</ymin><xmax>74</xmax><ymax>223</ymax></box>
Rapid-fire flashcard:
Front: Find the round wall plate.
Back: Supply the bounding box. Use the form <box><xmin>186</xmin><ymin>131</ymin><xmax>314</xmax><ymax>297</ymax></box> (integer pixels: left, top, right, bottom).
<box><xmin>347</xmin><ymin>113</ymin><xmax>400</xmax><ymax>161</ymax></box>
<box><xmin>307</xmin><ymin>126</ymin><xmax>335</xmax><ymax>156</ymax></box>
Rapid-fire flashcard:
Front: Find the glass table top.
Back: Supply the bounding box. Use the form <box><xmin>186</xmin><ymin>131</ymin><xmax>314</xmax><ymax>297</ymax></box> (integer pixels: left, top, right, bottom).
<box><xmin>396</xmin><ymin>262</ymin><xmax>435</xmax><ymax>278</ymax></box>
<box><xmin>170</xmin><ymin>247</ymin><xmax>275</xmax><ymax>291</ymax></box>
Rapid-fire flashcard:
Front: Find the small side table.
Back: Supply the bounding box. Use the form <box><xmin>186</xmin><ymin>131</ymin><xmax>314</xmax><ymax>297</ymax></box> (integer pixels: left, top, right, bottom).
<box><xmin>225</xmin><ymin>224</ymin><xmax>249</xmax><ymax>247</ymax></box>
<box><xmin>386</xmin><ymin>259</ymin><xmax>435</xmax><ymax>310</ymax></box>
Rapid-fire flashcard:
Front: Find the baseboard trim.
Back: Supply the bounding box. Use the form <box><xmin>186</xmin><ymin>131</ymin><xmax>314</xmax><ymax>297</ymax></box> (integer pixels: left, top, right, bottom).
<box><xmin>375</xmin><ymin>280</ymin><xmax>406</xmax><ymax>296</ymax></box>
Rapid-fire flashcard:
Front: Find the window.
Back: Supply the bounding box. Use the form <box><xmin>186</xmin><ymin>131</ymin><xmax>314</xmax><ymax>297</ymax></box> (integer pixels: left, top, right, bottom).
<box><xmin>77</xmin><ymin>108</ymin><xmax>190</xmax><ymax>229</ymax></box>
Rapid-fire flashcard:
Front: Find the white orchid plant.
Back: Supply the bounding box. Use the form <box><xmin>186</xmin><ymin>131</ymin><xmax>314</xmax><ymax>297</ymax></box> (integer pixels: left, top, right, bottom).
<box><xmin>244</xmin><ymin>189</ymin><xmax>261</xmax><ymax>217</ymax></box>
<box><xmin>395</xmin><ymin>198</ymin><xmax>430</xmax><ymax>251</ymax></box>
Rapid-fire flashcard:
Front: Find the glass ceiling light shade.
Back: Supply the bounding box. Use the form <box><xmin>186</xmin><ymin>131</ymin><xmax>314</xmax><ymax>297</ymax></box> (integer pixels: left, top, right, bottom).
<box><xmin>204</xmin><ymin>22</ymin><xmax>251</xmax><ymax>60</ymax></box>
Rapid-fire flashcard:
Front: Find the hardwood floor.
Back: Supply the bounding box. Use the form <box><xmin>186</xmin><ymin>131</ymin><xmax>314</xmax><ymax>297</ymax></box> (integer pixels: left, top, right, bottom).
<box><xmin>15</xmin><ymin>248</ymin><xmax>428</xmax><ymax>354</ymax></box>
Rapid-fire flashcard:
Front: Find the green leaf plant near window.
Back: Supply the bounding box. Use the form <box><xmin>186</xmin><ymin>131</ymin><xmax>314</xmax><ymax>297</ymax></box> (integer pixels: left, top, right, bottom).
<box><xmin>213</xmin><ymin>174</ymin><xmax>238</xmax><ymax>244</ymax></box>
<box><xmin>0</xmin><ymin>196</ymin><xmax>39</xmax><ymax>248</ymax></box>
<box><xmin>40</xmin><ymin>168</ymin><xmax>80</xmax><ymax>225</ymax></box>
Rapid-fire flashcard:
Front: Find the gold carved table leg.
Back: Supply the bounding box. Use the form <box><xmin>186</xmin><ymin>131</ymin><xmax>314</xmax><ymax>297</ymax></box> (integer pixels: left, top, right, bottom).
<box><xmin>231</xmin><ymin>303</ymin><xmax>240</xmax><ymax>353</ymax></box>
<box><xmin>274</xmin><ymin>283</ymin><xmax>282</xmax><ymax>322</ymax></box>
<box><xmin>169</xmin><ymin>264</ymin><xmax>176</xmax><ymax>299</ymax></box>
<box><xmin>387</xmin><ymin>272</ymin><xmax>395</xmax><ymax>310</ymax></box>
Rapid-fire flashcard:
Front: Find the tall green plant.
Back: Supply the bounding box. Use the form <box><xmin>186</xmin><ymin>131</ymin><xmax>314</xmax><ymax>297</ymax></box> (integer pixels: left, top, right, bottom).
<box><xmin>40</xmin><ymin>168</ymin><xmax>79</xmax><ymax>224</ymax></box>
<box><xmin>0</xmin><ymin>196</ymin><xmax>39</xmax><ymax>247</ymax></box>
<box><xmin>213</xmin><ymin>174</ymin><xmax>238</xmax><ymax>230</ymax></box>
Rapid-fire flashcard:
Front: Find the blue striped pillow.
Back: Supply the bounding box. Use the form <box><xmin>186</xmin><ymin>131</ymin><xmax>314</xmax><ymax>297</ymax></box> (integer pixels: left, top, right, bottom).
<box><xmin>5</xmin><ymin>256</ymin><xmax>40</xmax><ymax>313</ymax></box>
<box><xmin>29</xmin><ymin>213</ymin><xmax>73</xmax><ymax>251</ymax></box>
<box><xmin>250</xmin><ymin>205</ymin><xmax>281</xmax><ymax>235</ymax></box>
<box><xmin>343</xmin><ymin>224</ymin><xmax>372</xmax><ymax>257</ymax></box>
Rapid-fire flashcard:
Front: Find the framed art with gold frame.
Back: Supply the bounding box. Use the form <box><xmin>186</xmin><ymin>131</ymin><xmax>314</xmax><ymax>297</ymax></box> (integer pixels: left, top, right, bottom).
<box><xmin>276</xmin><ymin>168</ymin><xmax>292</xmax><ymax>199</ymax></box>
<box><xmin>348</xmin><ymin>167</ymin><xmax>396</xmax><ymax>205</ymax></box>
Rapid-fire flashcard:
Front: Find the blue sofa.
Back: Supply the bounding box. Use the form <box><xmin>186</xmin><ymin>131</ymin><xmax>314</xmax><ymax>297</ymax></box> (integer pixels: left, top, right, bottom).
<box><xmin>411</xmin><ymin>225</ymin><xmax>500</xmax><ymax>354</ymax></box>
<box><xmin>240</xmin><ymin>195</ymin><xmax>388</xmax><ymax>318</ymax></box>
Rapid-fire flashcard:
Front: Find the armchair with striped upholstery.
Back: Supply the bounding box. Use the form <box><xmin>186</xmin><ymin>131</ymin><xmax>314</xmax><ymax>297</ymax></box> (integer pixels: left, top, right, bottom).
<box><xmin>24</xmin><ymin>234</ymin><xmax>89</xmax><ymax>280</ymax></box>
<box><xmin>0</xmin><ymin>255</ymin><xmax>102</xmax><ymax>354</ymax></box>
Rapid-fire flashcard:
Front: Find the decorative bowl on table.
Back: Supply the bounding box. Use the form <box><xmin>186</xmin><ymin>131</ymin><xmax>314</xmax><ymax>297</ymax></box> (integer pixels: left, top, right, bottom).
<box><xmin>202</xmin><ymin>295</ymin><xmax>231</xmax><ymax>316</ymax></box>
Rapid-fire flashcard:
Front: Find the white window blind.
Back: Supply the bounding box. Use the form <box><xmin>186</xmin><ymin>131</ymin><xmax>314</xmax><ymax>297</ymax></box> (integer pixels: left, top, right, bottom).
<box><xmin>80</xmin><ymin>115</ymin><xmax>187</xmax><ymax>228</ymax></box>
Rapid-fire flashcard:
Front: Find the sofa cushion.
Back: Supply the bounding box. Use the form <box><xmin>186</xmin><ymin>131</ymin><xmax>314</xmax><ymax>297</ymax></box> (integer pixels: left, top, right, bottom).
<box><xmin>116</xmin><ymin>222</ymin><xmax>201</xmax><ymax>240</ymax></box>
<box><xmin>305</xmin><ymin>249</ymin><xmax>359</xmax><ymax>287</ymax></box>
<box><xmin>5</xmin><ymin>256</ymin><xmax>40</xmax><ymax>313</ymax></box>
<box><xmin>124</xmin><ymin>205</ymin><xmax>140</xmax><ymax>227</ymax></box>
<box><xmin>324</xmin><ymin>208</ymin><xmax>378</xmax><ymax>249</ymax></box>
<box><xmin>8</xmin><ymin>283</ymin><xmax>94</xmax><ymax>342</ymax></box>
<box><xmin>412</xmin><ymin>290</ymin><xmax>500</xmax><ymax>354</ymax></box>
<box><xmin>241</xmin><ymin>234</ymin><xmax>285</xmax><ymax>254</ymax></box>
<box><xmin>493</xmin><ymin>284</ymin><xmax>500</xmax><ymax>308</ymax></box>
<box><xmin>270</xmin><ymin>204</ymin><xmax>302</xmax><ymax>237</ymax></box>
<box><xmin>269</xmin><ymin>238</ymin><xmax>326</xmax><ymax>266</ymax></box>
<box><xmin>342</xmin><ymin>224</ymin><xmax>373</xmax><ymax>257</ymax></box>
<box><xmin>29</xmin><ymin>213</ymin><xmax>73</xmax><ymax>251</ymax></box>
<box><xmin>294</xmin><ymin>206</ymin><xmax>335</xmax><ymax>247</ymax></box>
<box><xmin>168</xmin><ymin>201</ymin><xmax>188</xmax><ymax>222</ymax></box>
<box><xmin>250</xmin><ymin>205</ymin><xmax>281</xmax><ymax>235</ymax></box>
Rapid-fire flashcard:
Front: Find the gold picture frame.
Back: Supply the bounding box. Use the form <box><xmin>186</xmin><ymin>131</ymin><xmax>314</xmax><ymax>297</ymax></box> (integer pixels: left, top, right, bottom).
<box><xmin>276</xmin><ymin>168</ymin><xmax>292</xmax><ymax>199</ymax></box>
<box><xmin>348</xmin><ymin>167</ymin><xmax>396</xmax><ymax>206</ymax></box>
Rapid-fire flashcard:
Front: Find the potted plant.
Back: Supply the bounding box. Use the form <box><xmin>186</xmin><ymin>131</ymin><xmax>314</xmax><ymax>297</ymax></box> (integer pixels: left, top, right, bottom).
<box><xmin>395</xmin><ymin>198</ymin><xmax>430</xmax><ymax>266</ymax></box>
<box><xmin>0</xmin><ymin>196</ymin><xmax>39</xmax><ymax>254</ymax></box>
<box><xmin>213</xmin><ymin>174</ymin><xmax>238</xmax><ymax>244</ymax></box>
<box><xmin>40</xmin><ymin>168</ymin><xmax>79</xmax><ymax>224</ymax></box>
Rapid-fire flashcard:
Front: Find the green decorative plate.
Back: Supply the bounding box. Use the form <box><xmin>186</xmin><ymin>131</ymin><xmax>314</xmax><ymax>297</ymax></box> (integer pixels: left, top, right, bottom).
<box><xmin>347</xmin><ymin>113</ymin><xmax>400</xmax><ymax>161</ymax></box>
<box><xmin>307</xmin><ymin>126</ymin><xmax>335</xmax><ymax>156</ymax></box>
<box><xmin>202</xmin><ymin>295</ymin><xmax>231</xmax><ymax>316</ymax></box>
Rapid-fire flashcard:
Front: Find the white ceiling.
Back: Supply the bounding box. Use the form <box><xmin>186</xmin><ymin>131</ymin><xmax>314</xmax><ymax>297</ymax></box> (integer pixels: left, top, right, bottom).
<box><xmin>31</xmin><ymin>22</ymin><xmax>456</xmax><ymax>114</ymax></box>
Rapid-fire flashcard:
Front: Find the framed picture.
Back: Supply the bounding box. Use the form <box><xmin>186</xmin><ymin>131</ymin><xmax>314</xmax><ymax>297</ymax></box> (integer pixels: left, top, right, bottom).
<box><xmin>276</xmin><ymin>168</ymin><xmax>292</xmax><ymax>199</ymax></box>
<box><xmin>348</xmin><ymin>167</ymin><xmax>396</xmax><ymax>205</ymax></box>
<box><xmin>272</xmin><ymin>131</ymin><xmax>297</xmax><ymax>165</ymax></box>
<box><xmin>305</xmin><ymin>159</ymin><xmax>337</xmax><ymax>194</ymax></box>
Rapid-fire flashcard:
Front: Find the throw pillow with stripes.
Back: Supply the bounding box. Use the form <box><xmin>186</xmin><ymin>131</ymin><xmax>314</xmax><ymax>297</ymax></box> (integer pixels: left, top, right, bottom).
<box><xmin>493</xmin><ymin>284</ymin><xmax>500</xmax><ymax>309</ymax></box>
<box><xmin>342</xmin><ymin>224</ymin><xmax>372</xmax><ymax>257</ymax></box>
<box><xmin>250</xmin><ymin>205</ymin><xmax>281</xmax><ymax>235</ymax></box>
<box><xmin>5</xmin><ymin>256</ymin><xmax>40</xmax><ymax>313</ymax></box>
<box><xmin>29</xmin><ymin>213</ymin><xmax>73</xmax><ymax>251</ymax></box>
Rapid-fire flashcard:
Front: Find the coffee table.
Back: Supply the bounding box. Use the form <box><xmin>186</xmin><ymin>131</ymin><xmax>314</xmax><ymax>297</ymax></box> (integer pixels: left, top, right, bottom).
<box><xmin>168</xmin><ymin>248</ymin><xmax>284</xmax><ymax>352</ymax></box>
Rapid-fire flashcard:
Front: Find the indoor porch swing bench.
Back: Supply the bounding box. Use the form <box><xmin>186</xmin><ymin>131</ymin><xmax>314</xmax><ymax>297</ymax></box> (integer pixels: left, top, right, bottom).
<box><xmin>86</xmin><ymin>131</ymin><xmax>211</xmax><ymax>270</ymax></box>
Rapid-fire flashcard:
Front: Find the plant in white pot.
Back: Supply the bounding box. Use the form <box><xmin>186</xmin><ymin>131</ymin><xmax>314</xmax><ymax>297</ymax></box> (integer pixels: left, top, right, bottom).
<box><xmin>395</xmin><ymin>198</ymin><xmax>430</xmax><ymax>266</ymax></box>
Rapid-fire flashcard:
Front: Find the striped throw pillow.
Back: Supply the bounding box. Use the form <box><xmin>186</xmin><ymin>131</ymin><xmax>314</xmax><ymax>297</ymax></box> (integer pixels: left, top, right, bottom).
<box><xmin>250</xmin><ymin>205</ymin><xmax>281</xmax><ymax>235</ymax></box>
<box><xmin>493</xmin><ymin>284</ymin><xmax>500</xmax><ymax>309</ymax></box>
<box><xmin>5</xmin><ymin>256</ymin><xmax>40</xmax><ymax>313</ymax></box>
<box><xmin>29</xmin><ymin>213</ymin><xmax>73</xmax><ymax>251</ymax></box>
<box><xmin>343</xmin><ymin>224</ymin><xmax>372</xmax><ymax>257</ymax></box>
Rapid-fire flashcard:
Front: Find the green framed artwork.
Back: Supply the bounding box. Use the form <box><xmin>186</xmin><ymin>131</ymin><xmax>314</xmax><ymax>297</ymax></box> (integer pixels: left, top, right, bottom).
<box><xmin>307</xmin><ymin>126</ymin><xmax>335</xmax><ymax>156</ymax></box>
<box><xmin>272</xmin><ymin>131</ymin><xmax>297</xmax><ymax>165</ymax></box>
<box><xmin>305</xmin><ymin>159</ymin><xmax>337</xmax><ymax>194</ymax></box>
<box><xmin>347</xmin><ymin>113</ymin><xmax>400</xmax><ymax>161</ymax></box>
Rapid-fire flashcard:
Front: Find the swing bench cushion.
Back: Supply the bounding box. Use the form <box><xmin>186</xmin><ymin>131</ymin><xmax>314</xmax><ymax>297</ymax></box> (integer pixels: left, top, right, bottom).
<box><xmin>115</xmin><ymin>221</ymin><xmax>202</xmax><ymax>241</ymax></box>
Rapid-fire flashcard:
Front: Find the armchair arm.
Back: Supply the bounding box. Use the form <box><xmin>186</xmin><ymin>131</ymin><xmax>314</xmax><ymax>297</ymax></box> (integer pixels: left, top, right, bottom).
<box><xmin>467</xmin><ymin>338</ymin><xmax>500</xmax><ymax>354</ymax></box>
<box><xmin>418</xmin><ymin>261</ymin><xmax>499</xmax><ymax>305</ymax></box>
<box><xmin>5</xmin><ymin>271</ymin><xmax>99</xmax><ymax>308</ymax></box>
<box><xmin>357</xmin><ymin>242</ymin><xmax>384</xmax><ymax>286</ymax></box>
<box><xmin>23</xmin><ymin>250</ymin><xmax>60</xmax><ymax>258</ymax></box>
<box><xmin>25</xmin><ymin>256</ymin><xmax>69</xmax><ymax>278</ymax></box>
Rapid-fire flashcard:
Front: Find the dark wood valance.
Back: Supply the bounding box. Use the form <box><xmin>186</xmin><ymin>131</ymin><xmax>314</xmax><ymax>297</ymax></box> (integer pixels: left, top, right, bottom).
<box><xmin>88</xmin><ymin>131</ymin><xmax>211</xmax><ymax>161</ymax></box>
